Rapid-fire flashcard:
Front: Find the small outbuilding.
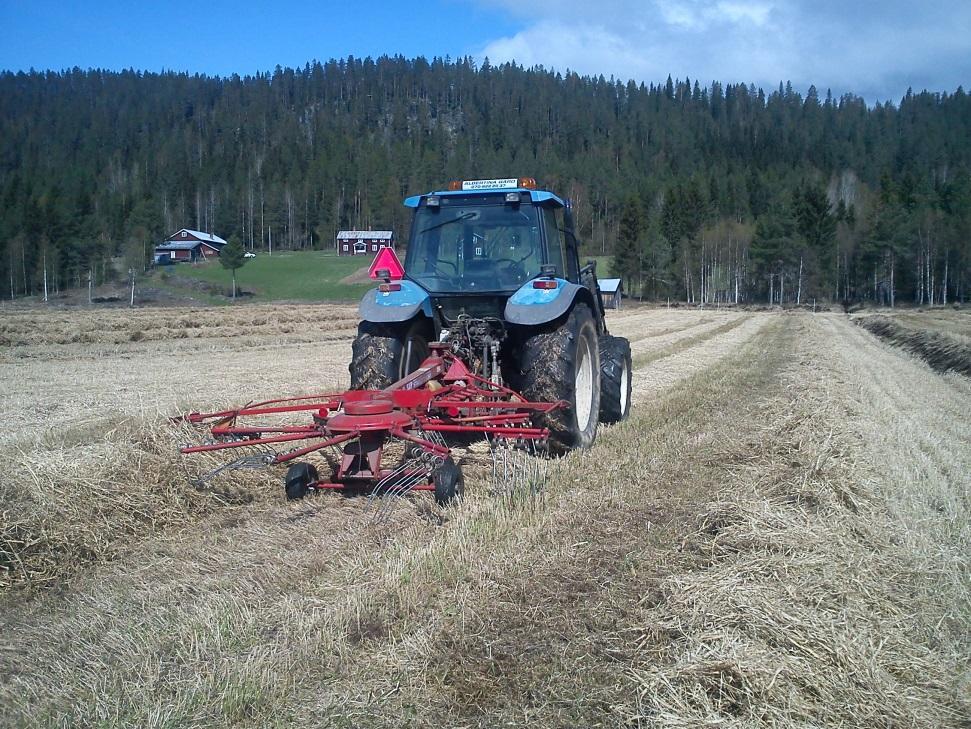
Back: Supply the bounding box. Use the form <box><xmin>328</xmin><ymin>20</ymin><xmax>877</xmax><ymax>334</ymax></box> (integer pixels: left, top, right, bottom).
<box><xmin>600</xmin><ymin>278</ymin><xmax>623</xmax><ymax>309</ymax></box>
<box><xmin>337</xmin><ymin>230</ymin><xmax>395</xmax><ymax>256</ymax></box>
<box><xmin>154</xmin><ymin>229</ymin><xmax>227</xmax><ymax>263</ymax></box>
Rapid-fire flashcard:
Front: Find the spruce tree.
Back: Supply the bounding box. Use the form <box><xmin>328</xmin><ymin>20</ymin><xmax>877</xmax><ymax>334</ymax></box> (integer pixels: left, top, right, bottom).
<box><xmin>220</xmin><ymin>235</ymin><xmax>247</xmax><ymax>300</ymax></box>
<box><xmin>612</xmin><ymin>197</ymin><xmax>643</xmax><ymax>297</ymax></box>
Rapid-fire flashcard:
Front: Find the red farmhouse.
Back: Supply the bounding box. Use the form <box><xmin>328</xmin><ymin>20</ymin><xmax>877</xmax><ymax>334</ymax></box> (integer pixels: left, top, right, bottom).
<box><xmin>154</xmin><ymin>228</ymin><xmax>227</xmax><ymax>263</ymax></box>
<box><xmin>336</xmin><ymin>230</ymin><xmax>395</xmax><ymax>256</ymax></box>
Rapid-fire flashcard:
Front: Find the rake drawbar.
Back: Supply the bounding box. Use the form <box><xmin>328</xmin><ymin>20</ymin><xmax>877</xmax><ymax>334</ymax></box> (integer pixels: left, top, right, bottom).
<box><xmin>176</xmin><ymin>343</ymin><xmax>565</xmax><ymax>503</ymax></box>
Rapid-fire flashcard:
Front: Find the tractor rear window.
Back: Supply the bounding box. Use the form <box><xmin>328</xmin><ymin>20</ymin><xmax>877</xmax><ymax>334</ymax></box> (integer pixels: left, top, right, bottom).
<box><xmin>406</xmin><ymin>203</ymin><xmax>542</xmax><ymax>293</ymax></box>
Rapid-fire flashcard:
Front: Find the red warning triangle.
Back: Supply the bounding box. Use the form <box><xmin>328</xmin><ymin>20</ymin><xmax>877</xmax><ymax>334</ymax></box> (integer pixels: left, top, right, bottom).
<box><xmin>368</xmin><ymin>247</ymin><xmax>405</xmax><ymax>280</ymax></box>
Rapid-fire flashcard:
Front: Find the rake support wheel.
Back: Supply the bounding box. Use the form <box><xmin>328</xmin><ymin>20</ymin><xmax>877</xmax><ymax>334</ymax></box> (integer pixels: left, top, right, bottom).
<box><xmin>285</xmin><ymin>462</ymin><xmax>318</xmax><ymax>501</ymax></box>
<box><xmin>432</xmin><ymin>457</ymin><xmax>464</xmax><ymax>506</ymax></box>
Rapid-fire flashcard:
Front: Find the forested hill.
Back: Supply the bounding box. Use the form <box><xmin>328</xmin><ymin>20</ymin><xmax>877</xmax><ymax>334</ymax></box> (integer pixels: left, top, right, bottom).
<box><xmin>1</xmin><ymin>55</ymin><xmax>970</xmax><ymax>304</ymax></box>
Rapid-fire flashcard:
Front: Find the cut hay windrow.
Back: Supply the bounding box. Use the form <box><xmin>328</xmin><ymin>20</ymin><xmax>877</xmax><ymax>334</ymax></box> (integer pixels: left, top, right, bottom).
<box><xmin>0</xmin><ymin>418</ymin><xmax>278</xmax><ymax>590</ymax></box>
<box><xmin>856</xmin><ymin>314</ymin><xmax>971</xmax><ymax>376</ymax></box>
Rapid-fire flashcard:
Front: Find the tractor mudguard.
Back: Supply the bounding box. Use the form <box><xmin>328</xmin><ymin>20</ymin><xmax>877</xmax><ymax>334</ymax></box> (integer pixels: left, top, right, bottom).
<box><xmin>504</xmin><ymin>278</ymin><xmax>590</xmax><ymax>326</ymax></box>
<box><xmin>359</xmin><ymin>279</ymin><xmax>434</xmax><ymax>323</ymax></box>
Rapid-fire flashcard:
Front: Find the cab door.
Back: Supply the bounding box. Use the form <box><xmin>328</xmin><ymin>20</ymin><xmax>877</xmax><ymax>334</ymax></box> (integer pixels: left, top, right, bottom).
<box><xmin>540</xmin><ymin>206</ymin><xmax>577</xmax><ymax>282</ymax></box>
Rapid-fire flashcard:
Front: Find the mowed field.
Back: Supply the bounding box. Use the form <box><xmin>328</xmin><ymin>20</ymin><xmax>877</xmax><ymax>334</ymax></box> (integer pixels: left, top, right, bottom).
<box><xmin>1</xmin><ymin>304</ymin><xmax>969</xmax><ymax>727</ymax></box>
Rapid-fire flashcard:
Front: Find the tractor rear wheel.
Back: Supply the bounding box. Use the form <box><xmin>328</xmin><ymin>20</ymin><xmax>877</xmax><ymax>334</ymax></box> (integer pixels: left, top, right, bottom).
<box><xmin>516</xmin><ymin>303</ymin><xmax>601</xmax><ymax>454</ymax></box>
<box><xmin>599</xmin><ymin>335</ymin><xmax>632</xmax><ymax>424</ymax></box>
<box><xmin>349</xmin><ymin>319</ymin><xmax>431</xmax><ymax>390</ymax></box>
<box><xmin>285</xmin><ymin>462</ymin><xmax>318</xmax><ymax>501</ymax></box>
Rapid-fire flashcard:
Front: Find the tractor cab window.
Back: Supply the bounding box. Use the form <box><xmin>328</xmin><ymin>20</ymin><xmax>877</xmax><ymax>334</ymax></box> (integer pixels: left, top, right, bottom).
<box><xmin>407</xmin><ymin>199</ymin><xmax>543</xmax><ymax>293</ymax></box>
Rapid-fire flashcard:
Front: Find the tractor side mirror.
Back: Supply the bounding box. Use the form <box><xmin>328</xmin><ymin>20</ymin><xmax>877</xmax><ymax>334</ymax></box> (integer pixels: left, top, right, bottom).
<box><xmin>563</xmin><ymin>200</ymin><xmax>575</xmax><ymax>232</ymax></box>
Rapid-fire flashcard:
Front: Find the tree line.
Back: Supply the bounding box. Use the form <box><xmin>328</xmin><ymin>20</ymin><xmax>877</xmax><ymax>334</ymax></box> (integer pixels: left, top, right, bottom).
<box><xmin>1</xmin><ymin>55</ymin><xmax>969</xmax><ymax>304</ymax></box>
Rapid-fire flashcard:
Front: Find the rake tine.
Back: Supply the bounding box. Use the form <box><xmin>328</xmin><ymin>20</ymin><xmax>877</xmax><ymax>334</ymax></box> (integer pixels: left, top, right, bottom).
<box><xmin>368</xmin><ymin>460</ymin><xmax>412</xmax><ymax>505</ymax></box>
<box><xmin>193</xmin><ymin>451</ymin><xmax>275</xmax><ymax>487</ymax></box>
<box><xmin>370</xmin><ymin>468</ymin><xmax>427</xmax><ymax>524</ymax></box>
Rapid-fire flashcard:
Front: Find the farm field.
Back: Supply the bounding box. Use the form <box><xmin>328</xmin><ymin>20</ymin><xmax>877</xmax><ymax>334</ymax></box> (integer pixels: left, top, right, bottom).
<box><xmin>1</xmin><ymin>304</ymin><xmax>969</xmax><ymax>727</ymax></box>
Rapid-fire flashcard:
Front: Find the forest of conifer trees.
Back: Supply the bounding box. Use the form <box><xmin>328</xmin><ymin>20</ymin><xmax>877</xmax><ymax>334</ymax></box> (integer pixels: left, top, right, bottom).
<box><xmin>1</xmin><ymin>55</ymin><xmax>969</xmax><ymax>304</ymax></box>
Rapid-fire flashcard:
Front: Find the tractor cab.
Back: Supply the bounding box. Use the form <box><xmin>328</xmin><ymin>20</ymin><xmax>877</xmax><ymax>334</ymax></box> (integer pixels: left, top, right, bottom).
<box><xmin>403</xmin><ymin>178</ymin><xmax>580</xmax><ymax>296</ymax></box>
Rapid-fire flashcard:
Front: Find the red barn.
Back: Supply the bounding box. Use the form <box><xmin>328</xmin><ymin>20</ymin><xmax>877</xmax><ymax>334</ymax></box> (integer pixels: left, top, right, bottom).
<box><xmin>154</xmin><ymin>229</ymin><xmax>227</xmax><ymax>263</ymax></box>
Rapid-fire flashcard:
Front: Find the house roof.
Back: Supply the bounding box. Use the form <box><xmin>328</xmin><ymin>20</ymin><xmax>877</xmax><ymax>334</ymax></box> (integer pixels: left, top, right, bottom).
<box><xmin>600</xmin><ymin>278</ymin><xmax>622</xmax><ymax>293</ymax></box>
<box><xmin>337</xmin><ymin>230</ymin><xmax>394</xmax><ymax>240</ymax></box>
<box><xmin>167</xmin><ymin>228</ymin><xmax>227</xmax><ymax>245</ymax></box>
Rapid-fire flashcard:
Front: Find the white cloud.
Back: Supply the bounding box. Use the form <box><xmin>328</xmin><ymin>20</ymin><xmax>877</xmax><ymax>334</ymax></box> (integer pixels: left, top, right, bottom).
<box><xmin>476</xmin><ymin>0</ymin><xmax>971</xmax><ymax>102</ymax></box>
<box><xmin>716</xmin><ymin>1</ymin><xmax>772</xmax><ymax>26</ymax></box>
<box><xmin>657</xmin><ymin>1</ymin><xmax>703</xmax><ymax>29</ymax></box>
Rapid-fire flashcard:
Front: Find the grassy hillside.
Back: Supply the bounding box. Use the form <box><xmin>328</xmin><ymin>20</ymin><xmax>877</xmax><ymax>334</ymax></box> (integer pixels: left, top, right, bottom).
<box><xmin>160</xmin><ymin>251</ymin><xmax>374</xmax><ymax>302</ymax></box>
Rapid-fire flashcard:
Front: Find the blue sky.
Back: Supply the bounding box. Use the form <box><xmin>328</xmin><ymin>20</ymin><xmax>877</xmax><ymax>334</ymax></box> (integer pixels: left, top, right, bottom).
<box><xmin>0</xmin><ymin>1</ymin><xmax>518</xmax><ymax>76</ymax></box>
<box><xmin>2</xmin><ymin>1</ymin><xmax>968</xmax><ymax>103</ymax></box>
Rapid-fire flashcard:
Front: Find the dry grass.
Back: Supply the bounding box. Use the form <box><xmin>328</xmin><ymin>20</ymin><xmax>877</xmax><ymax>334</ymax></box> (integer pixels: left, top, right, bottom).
<box><xmin>632</xmin><ymin>314</ymin><xmax>750</xmax><ymax>367</ymax></box>
<box><xmin>1</xmin><ymin>419</ymin><xmax>278</xmax><ymax>589</ymax></box>
<box><xmin>620</xmin><ymin>319</ymin><xmax>969</xmax><ymax>727</ymax></box>
<box><xmin>0</xmin><ymin>304</ymin><xmax>360</xmax><ymax>368</ymax></box>
<box><xmin>0</xmin><ymin>305</ymin><xmax>968</xmax><ymax>727</ymax></box>
<box><xmin>895</xmin><ymin>307</ymin><xmax>971</xmax><ymax>338</ymax></box>
<box><xmin>1</xmin><ymin>304</ymin><xmax>362</xmax><ymax>588</ymax></box>
<box><xmin>856</xmin><ymin>314</ymin><xmax>971</xmax><ymax>376</ymax></box>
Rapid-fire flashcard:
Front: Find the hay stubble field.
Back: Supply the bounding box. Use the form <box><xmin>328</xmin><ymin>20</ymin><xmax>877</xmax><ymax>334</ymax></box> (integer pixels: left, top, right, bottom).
<box><xmin>1</xmin><ymin>304</ymin><xmax>968</xmax><ymax>727</ymax></box>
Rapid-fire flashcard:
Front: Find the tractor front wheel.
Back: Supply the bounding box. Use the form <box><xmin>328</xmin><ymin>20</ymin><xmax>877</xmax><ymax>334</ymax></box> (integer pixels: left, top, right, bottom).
<box><xmin>349</xmin><ymin>319</ymin><xmax>431</xmax><ymax>390</ymax></box>
<box><xmin>516</xmin><ymin>303</ymin><xmax>601</xmax><ymax>454</ymax></box>
<box><xmin>599</xmin><ymin>335</ymin><xmax>632</xmax><ymax>424</ymax></box>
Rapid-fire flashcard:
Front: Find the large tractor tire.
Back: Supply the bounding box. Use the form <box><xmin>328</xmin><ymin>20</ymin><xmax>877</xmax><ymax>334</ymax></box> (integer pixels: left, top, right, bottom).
<box><xmin>516</xmin><ymin>303</ymin><xmax>601</xmax><ymax>454</ymax></box>
<box><xmin>349</xmin><ymin>319</ymin><xmax>431</xmax><ymax>390</ymax></box>
<box><xmin>599</xmin><ymin>335</ymin><xmax>632</xmax><ymax>424</ymax></box>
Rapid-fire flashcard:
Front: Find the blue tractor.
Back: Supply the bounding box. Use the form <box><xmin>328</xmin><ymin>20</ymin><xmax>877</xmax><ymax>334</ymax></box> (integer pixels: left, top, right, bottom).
<box><xmin>350</xmin><ymin>177</ymin><xmax>632</xmax><ymax>454</ymax></box>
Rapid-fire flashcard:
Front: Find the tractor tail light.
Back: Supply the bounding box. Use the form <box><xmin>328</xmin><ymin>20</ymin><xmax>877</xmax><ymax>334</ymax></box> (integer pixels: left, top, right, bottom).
<box><xmin>532</xmin><ymin>280</ymin><xmax>558</xmax><ymax>290</ymax></box>
<box><xmin>379</xmin><ymin>283</ymin><xmax>402</xmax><ymax>292</ymax></box>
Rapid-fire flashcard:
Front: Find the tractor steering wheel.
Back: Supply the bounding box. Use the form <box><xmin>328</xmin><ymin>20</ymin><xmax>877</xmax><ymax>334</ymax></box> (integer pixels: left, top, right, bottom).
<box><xmin>428</xmin><ymin>261</ymin><xmax>457</xmax><ymax>277</ymax></box>
<box><xmin>493</xmin><ymin>258</ymin><xmax>524</xmax><ymax>268</ymax></box>
<box><xmin>493</xmin><ymin>258</ymin><xmax>530</xmax><ymax>285</ymax></box>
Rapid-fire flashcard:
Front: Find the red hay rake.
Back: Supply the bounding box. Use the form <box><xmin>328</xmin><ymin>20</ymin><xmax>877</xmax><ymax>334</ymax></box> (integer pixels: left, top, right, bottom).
<box><xmin>177</xmin><ymin>343</ymin><xmax>564</xmax><ymax>504</ymax></box>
